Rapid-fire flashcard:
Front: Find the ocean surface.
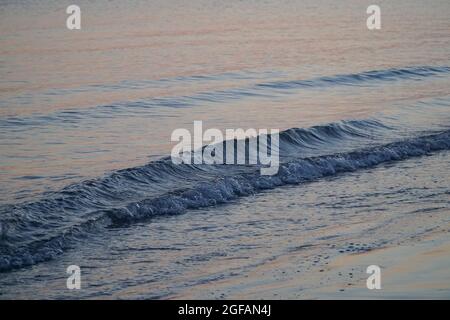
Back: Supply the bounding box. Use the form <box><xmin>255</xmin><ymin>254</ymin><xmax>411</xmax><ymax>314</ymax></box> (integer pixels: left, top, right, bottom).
<box><xmin>0</xmin><ymin>0</ymin><xmax>449</xmax><ymax>299</ymax></box>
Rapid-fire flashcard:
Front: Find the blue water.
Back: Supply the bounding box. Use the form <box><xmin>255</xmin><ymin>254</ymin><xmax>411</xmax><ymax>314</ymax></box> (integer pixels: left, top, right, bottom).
<box><xmin>1</xmin><ymin>0</ymin><xmax>450</xmax><ymax>299</ymax></box>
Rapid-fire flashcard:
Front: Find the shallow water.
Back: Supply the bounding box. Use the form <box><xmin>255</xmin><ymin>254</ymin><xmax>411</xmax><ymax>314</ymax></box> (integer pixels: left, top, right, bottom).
<box><xmin>1</xmin><ymin>150</ymin><xmax>449</xmax><ymax>299</ymax></box>
<box><xmin>0</xmin><ymin>0</ymin><xmax>449</xmax><ymax>298</ymax></box>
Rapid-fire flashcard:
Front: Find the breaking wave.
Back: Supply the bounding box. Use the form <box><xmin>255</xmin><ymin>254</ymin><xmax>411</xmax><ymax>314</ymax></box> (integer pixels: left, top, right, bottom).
<box><xmin>1</xmin><ymin>116</ymin><xmax>450</xmax><ymax>272</ymax></box>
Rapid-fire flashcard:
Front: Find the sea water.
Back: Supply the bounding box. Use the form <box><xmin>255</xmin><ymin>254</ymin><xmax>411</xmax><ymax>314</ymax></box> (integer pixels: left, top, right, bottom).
<box><xmin>0</xmin><ymin>0</ymin><xmax>449</xmax><ymax>298</ymax></box>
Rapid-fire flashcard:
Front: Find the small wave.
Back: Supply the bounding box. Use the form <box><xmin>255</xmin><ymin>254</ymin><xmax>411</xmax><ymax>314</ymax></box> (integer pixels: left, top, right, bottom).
<box><xmin>257</xmin><ymin>66</ymin><xmax>450</xmax><ymax>89</ymax></box>
<box><xmin>1</xmin><ymin>66</ymin><xmax>448</xmax><ymax>129</ymax></box>
<box><xmin>1</xmin><ymin>120</ymin><xmax>449</xmax><ymax>272</ymax></box>
<box><xmin>110</xmin><ymin>129</ymin><xmax>450</xmax><ymax>223</ymax></box>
